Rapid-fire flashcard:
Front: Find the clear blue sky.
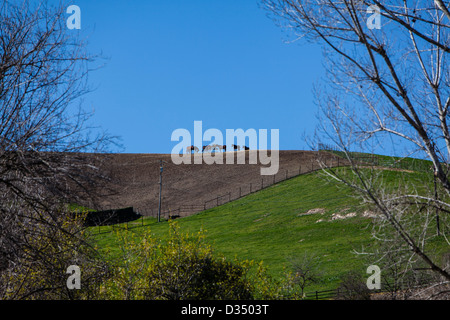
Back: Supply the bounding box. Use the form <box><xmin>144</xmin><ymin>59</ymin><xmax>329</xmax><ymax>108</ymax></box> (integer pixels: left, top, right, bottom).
<box><xmin>67</xmin><ymin>0</ymin><xmax>324</xmax><ymax>153</ymax></box>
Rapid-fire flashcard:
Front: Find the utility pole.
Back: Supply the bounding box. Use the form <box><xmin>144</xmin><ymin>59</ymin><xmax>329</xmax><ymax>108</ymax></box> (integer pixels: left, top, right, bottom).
<box><xmin>158</xmin><ymin>160</ymin><xmax>163</xmax><ymax>222</ymax></box>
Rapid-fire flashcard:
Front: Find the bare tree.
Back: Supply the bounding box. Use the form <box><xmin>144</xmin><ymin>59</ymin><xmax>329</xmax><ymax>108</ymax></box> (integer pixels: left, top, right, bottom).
<box><xmin>0</xmin><ymin>0</ymin><xmax>115</xmax><ymax>299</ymax></box>
<box><xmin>263</xmin><ymin>0</ymin><xmax>450</xmax><ymax>293</ymax></box>
<box><xmin>287</xmin><ymin>252</ymin><xmax>321</xmax><ymax>298</ymax></box>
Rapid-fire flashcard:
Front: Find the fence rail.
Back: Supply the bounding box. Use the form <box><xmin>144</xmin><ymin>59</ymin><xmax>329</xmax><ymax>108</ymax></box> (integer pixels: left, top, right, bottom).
<box><xmin>303</xmin><ymin>277</ymin><xmax>437</xmax><ymax>300</ymax></box>
<box><xmin>303</xmin><ymin>289</ymin><xmax>338</xmax><ymax>300</ymax></box>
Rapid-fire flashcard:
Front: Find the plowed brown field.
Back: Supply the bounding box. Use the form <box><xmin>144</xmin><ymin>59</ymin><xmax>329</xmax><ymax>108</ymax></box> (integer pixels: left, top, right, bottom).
<box><xmin>94</xmin><ymin>150</ymin><xmax>343</xmax><ymax>217</ymax></box>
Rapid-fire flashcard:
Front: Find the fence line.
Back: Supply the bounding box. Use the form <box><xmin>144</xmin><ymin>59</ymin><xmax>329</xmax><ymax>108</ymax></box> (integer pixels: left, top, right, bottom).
<box><xmin>303</xmin><ymin>278</ymin><xmax>436</xmax><ymax>300</ymax></box>
<box><xmin>303</xmin><ymin>289</ymin><xmax>338</xmax><ymax>300</ymax></box>
<box><xmin>136</xmin><ymin>155</ymin><xmax>347</xmax><ymax>220</ymax></box>
<box><xmin>318</xmin><ymin>145</ymin><xmax>437</xmax><ymax>172</ymax></box>
<box><xmin>89</xmin><ymin>154</ymin><xmax>351</xmax><ymax>234</ymax></box>
<box><xmin>96</xmin><ymin>150</ymin><xmax>416</xmax><ymax>230</ymax></box>
<box><xmin>318</xmin><ymin>143</ymin><xmax>340</xmax><ymax>153</ymax></box>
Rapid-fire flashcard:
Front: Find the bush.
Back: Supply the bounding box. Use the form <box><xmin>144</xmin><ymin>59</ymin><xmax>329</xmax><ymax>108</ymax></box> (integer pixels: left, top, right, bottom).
<box><xmin>100</xmin><ymin>221</ymin><xmax>255</xmax><ymax>300</ymax></box>
<box><xmin>0</xmin><ymin>208</ymin><xmax>108</xmax><ymax>300</ymax></box>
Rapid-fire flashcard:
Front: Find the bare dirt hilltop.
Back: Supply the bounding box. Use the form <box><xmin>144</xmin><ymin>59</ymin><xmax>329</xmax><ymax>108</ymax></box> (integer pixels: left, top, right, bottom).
<box><xmin>94</xmin><ymin>150</ymin><xmax>344</xmax><ymax>218</ymax></box>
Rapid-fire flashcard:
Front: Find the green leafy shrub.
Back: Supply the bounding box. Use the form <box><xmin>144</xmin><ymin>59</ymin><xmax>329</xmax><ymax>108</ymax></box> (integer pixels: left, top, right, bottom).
<box><xmin>100</xmin><ymin>221</ymin><xmax>255</xmax><ymax>300</ymax></box>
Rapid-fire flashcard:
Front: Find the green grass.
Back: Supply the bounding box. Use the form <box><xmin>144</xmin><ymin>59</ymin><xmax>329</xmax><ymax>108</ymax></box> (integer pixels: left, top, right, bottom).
<box><xmin>89</xmin><ymin>167</ymin><xmax>448</xmax><ymax>293</ymax></box>
<box><xmin>90</xmin><ymin>171</ymin><xmax>372</xmax><ymax>291</ymax></box>
<box><xmin>327</xmin><ymin>150</ymin><xmax>433</xmax><ymax>172</ymax></box>
<box><xmin>67</xmin><ymin>203</ymin><xmax>95</xmax><ymax>212</ymax></box>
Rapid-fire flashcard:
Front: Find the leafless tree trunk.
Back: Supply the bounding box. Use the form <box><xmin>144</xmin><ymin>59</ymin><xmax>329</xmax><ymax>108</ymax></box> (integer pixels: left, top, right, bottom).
<box><xmin>263</xmin><ymin>0</ymin><xmax>450</xmax><ymax>290</ymax></box>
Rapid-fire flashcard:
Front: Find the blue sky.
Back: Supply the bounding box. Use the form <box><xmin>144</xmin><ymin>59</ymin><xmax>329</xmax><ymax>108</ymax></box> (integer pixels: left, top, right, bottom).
<box><xmin>67</xmin><ymin>0</ymin><xmax>324</xmax><ymax>153</ymax></box>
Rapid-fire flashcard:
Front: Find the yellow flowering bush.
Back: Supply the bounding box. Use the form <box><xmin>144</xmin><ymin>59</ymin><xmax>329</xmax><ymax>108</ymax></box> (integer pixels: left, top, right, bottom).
<box><xmin>100</xmin><ymin>221</ymin><xmax>255</xmax><ymax>300</ymax></box>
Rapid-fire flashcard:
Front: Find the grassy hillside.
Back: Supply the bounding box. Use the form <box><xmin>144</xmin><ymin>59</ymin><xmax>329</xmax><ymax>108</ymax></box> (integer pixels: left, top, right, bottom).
<box><xmin>90</xmin><ymin>167</ymin><xmax>447</xmax><ymax>294</ymax></box>
<box><xmin>326</xmin><ymin>150</ymin><xmax>433</xmax><ymax>172</ymax></box>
